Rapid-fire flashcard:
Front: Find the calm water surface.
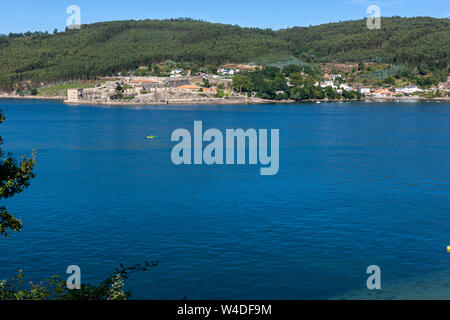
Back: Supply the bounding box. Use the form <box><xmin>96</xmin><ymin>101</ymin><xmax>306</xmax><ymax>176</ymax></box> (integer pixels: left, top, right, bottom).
<box><xmin>1</xmin><ymin>99</ymin><xmax>449</xmax><ymax>299</ymax></box>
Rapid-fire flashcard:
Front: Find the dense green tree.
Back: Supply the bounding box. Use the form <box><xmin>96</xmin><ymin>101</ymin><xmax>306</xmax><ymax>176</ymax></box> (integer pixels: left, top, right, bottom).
<box><xmin>1</xmin><ymin>262</ymin><xmax>158</xmax><ymax>300</ymax></box>
<box><xmin>384</xmin><ymin>76</ymin><xmax>396</xmax><ymax>86</ymax></box>
<box><xmin>289</xmin><ymin>73</ymin><xmax>306</xmax><ymax>87</ymax></box>
<box><xmin>342</xmin><ymin>89</ymin><xmax>356</xmax><ymax>99</ymax></box>
<box><xmin>202</xmin><ymin>78</ymin><xmax>211</xmax><ymax>88</ymax></box>
<box><xmin>190</xmin><ymin>65</ymin><xmax>199</xmax><ymax>75</ymax></box>
<box><xmin>0</xmin><ymin>112</ymin><xmax>36</xmax><ymax>237</ymax></box>
<box><xmin>358</xmin><ymin>62</ymin><xmax>365</xmax><ymax>72</ymax></box>
<box><xmin>152</xmin><ymin>65</ymin><xmax>160</xmax><ymax>75</ymax></box>
<box><xmin>232</xmin><ymin>75</ymin><xmax>253</xmax><ymax>92</ymax></box>
<box><xmin>272</xmin><ymin>73</ymin><xmax>289</xmax><ymax>92</ymax></box>
<box><xmin>324</xmin><ymin>86</ymin><xmax>340</xmax><ymax>99</ymax></box>
<box><xmin>215</xmin><ymin>89</ymin><xmax>225</xmax><ymax>98</ymax></box>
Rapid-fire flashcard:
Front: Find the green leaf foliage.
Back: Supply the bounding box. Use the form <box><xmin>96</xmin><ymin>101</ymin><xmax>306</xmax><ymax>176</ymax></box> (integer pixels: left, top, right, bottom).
<box><xmin>0</xmin><ymin>112</ymin><xmax>36</xmax><ymax>237</ymax></box>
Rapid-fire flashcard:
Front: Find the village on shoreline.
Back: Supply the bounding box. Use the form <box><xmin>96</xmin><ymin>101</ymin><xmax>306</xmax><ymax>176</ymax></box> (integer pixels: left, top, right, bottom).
<box><xmin>1</xmin><ymin>63</ymin><xmax>449</xmax><ymax>106</ymax></box>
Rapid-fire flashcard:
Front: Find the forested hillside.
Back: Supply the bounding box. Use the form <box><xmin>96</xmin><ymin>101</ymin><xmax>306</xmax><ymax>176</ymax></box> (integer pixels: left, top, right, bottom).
<box><xmin>0</xmin><ymin>17</ymin><xmax>448</xmax><ymax>91</ymax></box>
<box><xmin>279</xmin><ymin>17</ymin><xmax>449</xmax><ymax>66</ymax></box>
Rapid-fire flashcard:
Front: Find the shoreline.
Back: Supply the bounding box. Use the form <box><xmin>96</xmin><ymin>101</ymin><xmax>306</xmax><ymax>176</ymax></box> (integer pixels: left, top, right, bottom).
<box><xmin>1</xmin><ymin>94</ymin><xmax>449</xmax><ymax>106</ymax></box>
<box><xmin>0</xmin><ymin>94</ymin><xmax>65</xmax><ymax>100</ymax></box>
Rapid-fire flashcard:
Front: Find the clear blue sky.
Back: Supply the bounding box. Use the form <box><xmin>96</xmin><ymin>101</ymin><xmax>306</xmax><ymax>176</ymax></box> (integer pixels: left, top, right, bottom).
<box><xmin>0</xmin><ymin>0</ymin><xmax>448</xmax><ymax>34</ymax></box>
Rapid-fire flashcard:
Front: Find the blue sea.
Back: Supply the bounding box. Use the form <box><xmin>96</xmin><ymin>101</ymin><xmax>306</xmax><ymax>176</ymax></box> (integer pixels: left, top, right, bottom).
<box><xmin>1</xmin><ymin>99</ymin><xmax>450</xmax><ymax>299</ymax></box>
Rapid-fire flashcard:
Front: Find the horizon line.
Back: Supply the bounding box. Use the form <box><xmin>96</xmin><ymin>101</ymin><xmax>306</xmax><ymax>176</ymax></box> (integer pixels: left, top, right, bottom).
<box><xmin>2</xmin><ymin>15</ymin><xmax>448</xmax><ymax>35</ymax></box>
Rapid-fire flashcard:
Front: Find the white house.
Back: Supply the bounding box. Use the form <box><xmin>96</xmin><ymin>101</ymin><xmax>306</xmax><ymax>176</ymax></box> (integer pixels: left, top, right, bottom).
<box><xmin>340</xmin><ymin>84</ymin><xmax>353</xmax><ymax>91</ymax></box>
<box><xmin>170</xmin><ymin>68</ymin><xmax>184</xmax><ymax>77</ymax></box>
<box><xmin>217</xmin><ymin>68</ymin><xmax>235</xmax><ymax>76</ymax></box>
<box><xmin>395</xmin><ymin>86</ymin><xmax>423</xmax><ymax>94</ymax></box>
<box><xmin>320</xmin><ymin>80</ymin><xmax>336</xmax><ymax>89</ymax></box>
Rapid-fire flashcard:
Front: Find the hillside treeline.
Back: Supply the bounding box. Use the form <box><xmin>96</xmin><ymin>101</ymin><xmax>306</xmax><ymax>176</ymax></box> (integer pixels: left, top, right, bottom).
<box><xmin>0</xmin><ymin>17</ymin><xmax>448</xmax><ymax>91</ymax></box>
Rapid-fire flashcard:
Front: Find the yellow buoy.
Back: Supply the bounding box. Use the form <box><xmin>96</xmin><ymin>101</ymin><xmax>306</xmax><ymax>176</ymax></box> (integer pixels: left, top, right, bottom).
<box><xmin>447</xmin><ymin>246</ymin><xmax>450</xmax><ymax>253</ymax></box>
